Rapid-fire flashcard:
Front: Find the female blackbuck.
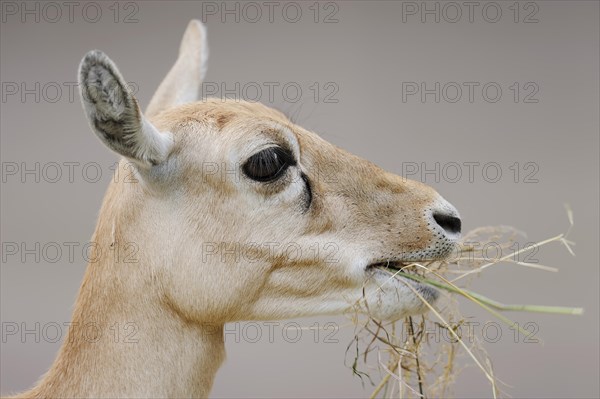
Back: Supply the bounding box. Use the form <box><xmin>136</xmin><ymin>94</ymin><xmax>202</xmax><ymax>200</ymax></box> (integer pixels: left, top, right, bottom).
<box><xmin>11</xmin><ymin>20</ymin><xmax>461</xmax><ymax>398</ymax></box>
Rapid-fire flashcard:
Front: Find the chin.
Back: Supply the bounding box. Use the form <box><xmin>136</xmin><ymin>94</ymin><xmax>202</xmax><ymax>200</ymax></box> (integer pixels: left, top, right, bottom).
<box><xmin>361</xmin><ymin>268</ymin><xmax>440</xmax><ymax>321</ymax></box>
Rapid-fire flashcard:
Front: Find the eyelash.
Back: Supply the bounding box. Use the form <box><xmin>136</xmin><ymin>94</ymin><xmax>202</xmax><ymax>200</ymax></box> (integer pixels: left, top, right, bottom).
<box><xmin>242</xmin><ymin>146</ymin><xmax>312</xmax><ymax>209</ymax></box>
<box><xmin>242</xmin><ymin>146</ymin><xmax>296</xmax><ymax>183</ymax></box>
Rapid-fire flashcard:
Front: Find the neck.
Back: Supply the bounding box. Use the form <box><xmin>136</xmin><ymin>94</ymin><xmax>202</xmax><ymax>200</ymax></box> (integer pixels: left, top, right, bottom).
<box><xmin>18</xmin><ymin>180</ymin><xmax>226</xmax><ymax>398</ymax></box>
<box><xmin>19</xmin><ymin>262</ymin><xmax>226</xmax><ymax>398</ymax></box>
<box><xmin>19</xmin><ymin>184</ymin><xmax>230</xmax><ymax>398</ymax></box>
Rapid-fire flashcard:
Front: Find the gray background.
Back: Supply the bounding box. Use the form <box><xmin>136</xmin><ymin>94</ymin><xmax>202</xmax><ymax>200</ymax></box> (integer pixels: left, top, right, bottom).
<box><xmin>1</xmin><ymin>1</ymin><xmax>598</xmax><ymax>397</ymax></box>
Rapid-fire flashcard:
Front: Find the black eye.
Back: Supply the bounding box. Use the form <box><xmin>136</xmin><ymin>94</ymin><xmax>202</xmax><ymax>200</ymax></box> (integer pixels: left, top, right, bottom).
<box><xmin>242</xmin><ymin>147</ymin><xmax>296</xmax><ymax>182</ymax></box>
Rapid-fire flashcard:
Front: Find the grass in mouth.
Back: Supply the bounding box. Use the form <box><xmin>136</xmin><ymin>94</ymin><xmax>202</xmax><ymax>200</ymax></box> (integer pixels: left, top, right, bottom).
<box><xmin>345</xmin><ymin>206</ymin><xmax>583</xmax><ymax>398</ymax></box>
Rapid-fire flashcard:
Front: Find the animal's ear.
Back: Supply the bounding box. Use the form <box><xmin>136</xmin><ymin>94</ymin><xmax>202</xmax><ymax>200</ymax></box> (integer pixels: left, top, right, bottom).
<box><xmin>78</xmin><ymin>50</ymin><xmax>173</xmax><ymax>167</ymax></box>
<box><xmin>145</xmin><ymin>19</ymin><xmax>208</xmax><ymax>118</ymax></box>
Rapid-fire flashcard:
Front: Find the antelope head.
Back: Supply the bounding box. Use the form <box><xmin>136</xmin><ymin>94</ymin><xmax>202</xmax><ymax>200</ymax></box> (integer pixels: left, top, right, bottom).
<box><xmin>77</xmin><ymin>20</ymin><xmax>461</xmax><ymax>327</ymax></box>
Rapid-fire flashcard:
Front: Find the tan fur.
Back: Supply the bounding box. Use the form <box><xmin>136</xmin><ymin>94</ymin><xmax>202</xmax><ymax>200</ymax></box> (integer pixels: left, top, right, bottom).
<box><xmin>10</xmin><ymin>21</ymin><xmax>461</xmax><ymax>398</ymax></box>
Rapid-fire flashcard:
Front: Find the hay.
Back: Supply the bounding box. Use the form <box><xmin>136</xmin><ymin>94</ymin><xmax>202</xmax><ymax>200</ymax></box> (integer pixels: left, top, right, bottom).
<box><xmin>347</xmin><ymin>206</ymin><xmax>583</xmax><ymax>398</ymax></box>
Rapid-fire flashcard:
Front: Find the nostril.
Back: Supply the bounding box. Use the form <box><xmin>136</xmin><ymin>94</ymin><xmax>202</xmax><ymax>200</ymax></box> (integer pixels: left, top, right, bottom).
<box><xmin>433</xmin><ymin>212</ymin><xmax>462</xmax><ymax>235</ymax></box>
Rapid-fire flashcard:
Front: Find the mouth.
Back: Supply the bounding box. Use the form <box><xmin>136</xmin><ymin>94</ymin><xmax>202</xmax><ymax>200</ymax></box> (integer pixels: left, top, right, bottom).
<box><xmin>366</xmin><ymin>260</ymin><xmax>421</xmax><ymax>274</ymax></box>
<box><xmin>365</xmin><ymin>260</ymin><xmax>440</xmax><ymax>302</ymax></box>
